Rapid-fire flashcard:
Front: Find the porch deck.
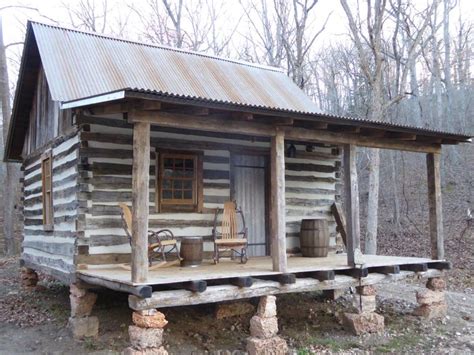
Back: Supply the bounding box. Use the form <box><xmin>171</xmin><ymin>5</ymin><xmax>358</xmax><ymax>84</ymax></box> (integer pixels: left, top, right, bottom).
<box><xmin>77</xmin><ymin>254</ymin><xmax>448</xmax><ymax>309</ymax></box>
<box><xmin>78</xmin><ymin>254</ymin><xmax>446</xmax><ymax>287</ymax></box>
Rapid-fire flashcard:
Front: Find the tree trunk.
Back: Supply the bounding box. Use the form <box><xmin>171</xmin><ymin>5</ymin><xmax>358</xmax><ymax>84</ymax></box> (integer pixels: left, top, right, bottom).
<box><xmin>365</xmin><ymin>148</ymin><xmax>380</xmax><ymax>254</ymax></box>
<box><xmin>0</xmin><ymin>16</ymin><xmax>21</xmax><ymax>255</ymax></box>
<box><xmin>365</xmin><ymin>82</ymin><xmax>383</xmax><ymax>255</ymax></box>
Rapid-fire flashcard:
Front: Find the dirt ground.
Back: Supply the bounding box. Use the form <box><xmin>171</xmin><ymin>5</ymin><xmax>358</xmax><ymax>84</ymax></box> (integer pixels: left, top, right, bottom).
<box><xmin>0</xmin><ymin>257</ymin><xmax>472</xmax><ymax>354</ymax></box>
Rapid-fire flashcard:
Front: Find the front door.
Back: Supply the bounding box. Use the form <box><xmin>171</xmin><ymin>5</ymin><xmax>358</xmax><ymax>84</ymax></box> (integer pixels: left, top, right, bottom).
<box><xmin>231</xmin><ymin>154</ymin><xmax>268</xmax><ymax>256</ymax></box>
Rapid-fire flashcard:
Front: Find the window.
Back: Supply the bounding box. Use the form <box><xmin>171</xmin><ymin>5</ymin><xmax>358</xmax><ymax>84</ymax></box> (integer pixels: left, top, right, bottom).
<box><xmin>41</xmin><ymin>151</ymin><xmax>53</xmax><ymax>230</ymax></box>
<box><xmin>156</xmin><ymin>150</ymin><xmax>202</xmax><ymax>212</ymax></box>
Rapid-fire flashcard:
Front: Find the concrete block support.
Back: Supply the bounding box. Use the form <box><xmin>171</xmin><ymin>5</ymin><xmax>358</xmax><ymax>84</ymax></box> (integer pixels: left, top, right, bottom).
<box><xmin>68</xmin><ymin>283</ymin><xmax>98</xmax><ymax>340</ymax></box>
<box><xmin>125</xmin><ymin>309</ymin><xmax>168</xmax><ymax>355</ymax></box>
<box><xmin>246</xmin><ymin>295</ymin><xmax>288</xmax><ymax>355</ymax></box>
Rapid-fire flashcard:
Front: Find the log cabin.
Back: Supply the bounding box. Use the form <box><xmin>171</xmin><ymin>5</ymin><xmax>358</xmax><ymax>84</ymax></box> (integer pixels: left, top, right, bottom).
<box><xmin>5</xmin><ymin>21</ymin><xmax>472</xmax><ymax>346</ymax></box>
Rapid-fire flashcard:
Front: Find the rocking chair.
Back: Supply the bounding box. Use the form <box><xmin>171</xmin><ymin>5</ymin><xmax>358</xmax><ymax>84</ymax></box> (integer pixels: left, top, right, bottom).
<box><xmin>118</xmin><ymin>203</ymin><xmax>181</xmax><ymax>269</ymax></box>
<box><xmin>212</xmin><ymin>201</ymin><xmax>248</xmax><ymax>264</ymax></box>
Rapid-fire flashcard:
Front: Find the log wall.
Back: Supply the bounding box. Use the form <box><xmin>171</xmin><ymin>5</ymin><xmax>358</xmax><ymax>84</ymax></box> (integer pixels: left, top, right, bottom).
<box><xmin>21</xmin><ymin>130</ymin><xmax>80</xmax><ymax>282</ymax></box>
<box><xmin>22</xmin><ymin>65</ymin><xmax>72</xmax><ymax>157</ymax></box>
<box><xmin>77</xmin><ymin>114</ymin><xmax>341</xmax><ymax>265</ymax></box>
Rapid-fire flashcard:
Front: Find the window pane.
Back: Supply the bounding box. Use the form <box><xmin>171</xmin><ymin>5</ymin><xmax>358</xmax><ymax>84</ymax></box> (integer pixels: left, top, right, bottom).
<box><xmin>175</xmin><ymin>159</ymin><xmax>184</xmax><ymax>169</ymax></box>
<box><xmin>183</xmin><ymin>180</ymin><xmax>193</xmax><ymax>190</ymax></box>
<box><xmin>182</xmin><ymin>170</ymin><xmax>194</xmax><ymax>178</ymax></box>
<box><xmin>183</xmin><ymin>190</ymin><xmax>193</xmax><ymax>199</ymax></box>
<box><xmin>162</xmin><ymin>179</ymin><xmax>172</xmax><ymax>189</ymax></box>
<box><xmin>173</xmin><ymin>180</ymin><xmax>182</xmax><ymax>190</ymax></box>
<box><xmin>173</xmin><ymin>190</ymin><xmax>183</xmax><ymax>199</ymax></box>
<box><xmin>163</xmin><ymin>169</ymin><xmax>174</xmax><ymax>177</ymax></box>
<box><xmin>164</xmin><ymin>158</ymin><xmax>173</xmax><ymax>168</ymax></box>
<box><xmin>185</xmin><ymin>159</ymin><xmax>194</xmax><ymax>170</ymax></box>
<box><xmin>162</xmin><ymin>190</ymin><xmax>172</xmax><ymax>199</ymax></box>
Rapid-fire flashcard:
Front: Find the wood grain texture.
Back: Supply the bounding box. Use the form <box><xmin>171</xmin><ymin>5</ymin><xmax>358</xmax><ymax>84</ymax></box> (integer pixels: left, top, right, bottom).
<box><xmin>131</xmin><ymin>121</ymin><xmax>150</xmax><ymax>283</ymax></box>
<box><xmin>270</xmin><ymin>130</ymin><xmax>287</xmax><ymax>272</ymax></box>
<box><xmin>426</xmin><ymin>153</ymin><xmax>444</xmax><ymax>260</ymax></box>
<box><xmin>343</xmin><ymin>144</ymin><xmax>360</xmax><ymax>266</ymax></box>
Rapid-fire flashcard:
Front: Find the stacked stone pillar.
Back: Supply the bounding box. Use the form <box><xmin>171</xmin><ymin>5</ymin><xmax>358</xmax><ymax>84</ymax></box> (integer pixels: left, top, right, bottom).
<box><xmin>68</xmin><ymin>284</ymin><xmax>99</xmax><ymax>339</ymax></box>
<box><xmin>246</xmin><ymin>296</ymin><xmax>288</xmax><ymax>355</ymax></box>
<box><xmin>125</xmin><ymin>309</ymin><xmax>168</xmax><ymax>354</ymax></box>
<box><xmin>342</xmin><ymin>285</ymin><xmax>384</xmax><ymax>335</ymax></box>
<box><xmin>414</xmin><ymin>277</ymin><xmax>447</xmax><ymax>320</ymax></box>
<box><xmin>20</xmin><ymin>267</ymin><xmax>38</xmax><ymax>289</ymax></box>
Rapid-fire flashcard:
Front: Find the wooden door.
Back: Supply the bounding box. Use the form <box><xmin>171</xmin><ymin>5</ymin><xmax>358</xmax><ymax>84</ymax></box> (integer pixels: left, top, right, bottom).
<box><xmin>231</xmin><ymin>154</ymin><xmax>268</xmax><ymax>256</ymax></box>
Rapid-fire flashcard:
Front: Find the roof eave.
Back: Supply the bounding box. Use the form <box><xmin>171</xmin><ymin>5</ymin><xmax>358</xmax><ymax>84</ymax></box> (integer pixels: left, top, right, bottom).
<box><xmin>61</xmin><ymin>88</ymin><xmax>473</xmax><ymax>145</ymax></box>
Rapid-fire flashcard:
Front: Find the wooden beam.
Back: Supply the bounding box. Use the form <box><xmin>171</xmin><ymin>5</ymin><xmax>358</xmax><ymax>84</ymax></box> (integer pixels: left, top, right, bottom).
<box><xmin>400</xmin><ymin>263</ymin><xmax>428</xmax><ymax>272</ymax></box>
<box><xmin>270</xmin><ymin>129</ymin><xmax>287</xmax><ymax>272</ymax></box>
<box><xmin>343</xmin><ymin>144</ymin><xmax>360</xmax><ymax>267</ymax></box>
<box><xmin>328</xmin><ymin>125</ymin><xmax>361</xmax><ymax>133</ymax></box>
<box><xmin>131</xmin><ymin>120</ymin><xmax>150</xmax><ymax>283</ymax></box>
<box><xmin>90</xmin><ymin>102</ymin><xmax>128</xmax><ymax>115</ymax></box>
<box><xmin>331</xmin><ymin>202</ymin><xmax>347</xmax><ymax>247</ymax></box>
<box><xmin>169</xmin><ymin>280</ymin><xmax>207</xmax><ymax>293</ymax></box>
<box><xmin>130</xmin><ymin>110</ymin><xmax>276</xmax><ymax>137</ymax></box>
<box><xmin>308</xmin><ymin>270</ymin><xmax>335</xmax><ymax>281</ymax></box>
<box><xmin>426</xmin><ymin>153</ymin><xmax>444</xmax><ymax>260</ymax></box>
<box><xmin>385</xmin><ymin>132</ymin><xmax>417</xmax><ymax>140</ymax></box>
<box><xmin>230</xmin><ymin>277</ymin><xmax>254</xmax><ymax>288</ymax></box>
<box><xmin>286</xmin><ymin>127</ymin><xmax>441</xmax><ymax>153</ymax></box>
<box><xmin>128</xmin><ymin>110</ymin><xmax>441</xmax><ymax>153</ymax></box>
<box><xmin>78</xmin><ymin>274</ymin><xmax>152</xmax><ymax>298</ymax></box>
<box><xmin>427</xmin><ymin>261</ymin><xmax>451</xmax><ymax>270</ymax></box>
<box><xmin>140</xmin><ymin>101</ymin><xmax>162</xmax><ymax>111</ymax></box>
<box><xmin>128</xmin><ymin>270</ymin><xmax>447</xmax><ymax>310</ymax></box>
<box><xmin>337</xmin><ymin>268</ymin><xmax>368</xmax><ymax>278</ymax></box>
<box><xmin>232</xmin><ymin>112</ymin><xmax>254</xmax><ymax>120</ymax></box>
<box><xmin>369</xmin><ymin>265</ymin><xmax>400</xmax><ymax>274</ymax></box>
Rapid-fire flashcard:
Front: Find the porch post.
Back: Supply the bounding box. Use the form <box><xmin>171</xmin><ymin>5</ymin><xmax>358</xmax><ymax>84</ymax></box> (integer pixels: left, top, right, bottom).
<box><xmin>343</xmin><ymin>144</ymin><xmax>360</xmax><ymax>266</ymax></box>
<box><xmin>270</xmin><ymin>129</ymin><xmax>287</xmax><ymax>272</ymax></box>
<box><xmin>131</xmin><ymin>121</ymin><xmax>151</xmax><ymax>283</ymax></box>
<box><xmin>426</xmin><ymin>152</ymin><xmax>444</xmax><ymax>260</ymax></box>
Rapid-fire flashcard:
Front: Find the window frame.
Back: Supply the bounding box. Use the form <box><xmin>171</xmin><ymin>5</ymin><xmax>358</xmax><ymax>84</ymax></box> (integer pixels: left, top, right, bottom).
<box><xmin>155</xmin><ymin>149</ymin><xmax>203</xmax><ymax>213</ymax></box>
<box><xmin>41</xmin><ymin>150</ymin><xmax>54</xmax><ymax>231</ymax></box>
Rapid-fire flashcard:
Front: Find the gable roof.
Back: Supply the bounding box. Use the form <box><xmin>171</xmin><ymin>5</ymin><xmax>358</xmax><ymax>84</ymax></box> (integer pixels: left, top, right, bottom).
<box><xmin>5</xmin><ymin>21</ymin><xmax>472</xmax><ymax>161</ymax></box>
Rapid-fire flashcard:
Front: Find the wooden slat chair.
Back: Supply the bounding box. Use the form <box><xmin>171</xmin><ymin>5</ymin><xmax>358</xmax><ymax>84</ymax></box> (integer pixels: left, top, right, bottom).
<box><xmin>212</xmin><ymin>201</ymin><xmax>248</xmax><ymax>264</ymax></box>
<box><xmin>118</xmin><ymin>203</ymin><xmax>180</xmax><ymax>269</ymax></box>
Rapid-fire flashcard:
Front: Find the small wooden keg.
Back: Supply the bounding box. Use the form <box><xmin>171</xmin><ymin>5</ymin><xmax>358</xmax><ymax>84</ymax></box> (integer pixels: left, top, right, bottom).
<box><xmin>180</xmin><ymin>236</ymin><xmax>203</xmax><ymax>267</ymax></box>
<box><xmin>300</xmin><ymin>219</ymin><xmax>329</xmax><ymax>257</ymax></box>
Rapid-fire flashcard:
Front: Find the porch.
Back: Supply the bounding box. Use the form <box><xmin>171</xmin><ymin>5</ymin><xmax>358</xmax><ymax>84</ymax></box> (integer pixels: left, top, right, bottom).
<box><xmin>76</xmin><ymin>254</ymin><xmax>449</xmax><ymax>309</ymax></box>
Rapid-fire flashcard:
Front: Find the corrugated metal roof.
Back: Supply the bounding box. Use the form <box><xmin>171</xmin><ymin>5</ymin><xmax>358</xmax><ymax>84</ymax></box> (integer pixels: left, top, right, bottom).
<box><xmin>4</xmin><ymin>21</ymin><xmax>472</xmax><ymax>162</ymax></box>
<box><xmin>32</xmin><ymin>21</ymin><xmax>321</xmax><ymax>114</ymax></box>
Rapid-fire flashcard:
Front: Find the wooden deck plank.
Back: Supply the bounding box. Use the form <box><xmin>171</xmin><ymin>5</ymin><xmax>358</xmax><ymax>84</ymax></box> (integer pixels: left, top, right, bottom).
<box><xmin>77</xmin><ymin>254</ymin><xmax>437</xmax><ymax>287</ymax></box>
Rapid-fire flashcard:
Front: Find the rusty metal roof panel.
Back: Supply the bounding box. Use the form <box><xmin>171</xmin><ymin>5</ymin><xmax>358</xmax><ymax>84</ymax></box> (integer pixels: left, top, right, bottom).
<box><xmin>32</xmin><ymin>21</ymin><xmax>321</xmax><ymax>114</ymax></box>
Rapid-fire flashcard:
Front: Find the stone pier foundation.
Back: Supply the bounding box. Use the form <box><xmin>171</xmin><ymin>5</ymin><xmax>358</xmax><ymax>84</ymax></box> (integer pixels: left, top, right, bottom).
<box><xmin>124</xmin><ymin>309</ymin><xmax>168</xmax><ymax>354</ymax></box>
<box><xmin>246</xmin><ymin>295</ymin><xmax>288</xmax><ymax>355</ymax></box>
<box><xmin>68</xmin><ymin>284</ymin><xmax>99</xmax><ymax>339</ymax></box>
<box><xmin>20</xmin><ymin>267</ymin><xmax>38</xmax><ymax>289</ymax></box>
<box><xmin>414</xmin><ymin>277</ymin><xmax>447</xmax><ymax>320</ymax></box>
<box><xmin>343</xmin><ymin>285</ymin><xmax>384</xmax><ymax>335</ymax></box>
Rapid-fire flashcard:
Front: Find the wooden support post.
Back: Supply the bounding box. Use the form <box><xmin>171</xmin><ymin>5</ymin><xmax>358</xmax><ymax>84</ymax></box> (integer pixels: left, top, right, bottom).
<box><xmin>343</xmin><ymin>144</ymin><xmax>360</xmax><ymax>266</ymax></box>
<box><xmin>270</xmin><ymin>129</ymin><xmax>287</xmax><ymax>272</ymax></box>
<box><xmin>131</xmin><ymin>121</ymin><xmax>151</xmax><ymax>283</ymax></box>
<box><xmin>426</xmin><ymin>153</ymin><xmax>444</xmax><ymax>260</ymax></box>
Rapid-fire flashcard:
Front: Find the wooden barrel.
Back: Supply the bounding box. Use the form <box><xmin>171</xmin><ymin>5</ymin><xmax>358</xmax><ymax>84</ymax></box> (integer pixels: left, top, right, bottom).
<box><xmin>180</xmin><ymin>236</ymin><xmax>203</xmax><ymax>267</ymax></box>
<box><xmin>300</xmin><ymin>219</ymin><xmax>329</xmax><ymax>257</ymax></box>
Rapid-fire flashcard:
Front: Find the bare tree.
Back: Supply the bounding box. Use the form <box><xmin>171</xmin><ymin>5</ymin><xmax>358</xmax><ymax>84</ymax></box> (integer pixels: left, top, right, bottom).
<box><xmin>340</xmin><ymin>0</ymin><xmax>438</xmax><ymax>254</ymax></box>
<box><xmin>0</xmin><ymin>15</ymin><xmax>21</xmax><ymax>255</ymax></box>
